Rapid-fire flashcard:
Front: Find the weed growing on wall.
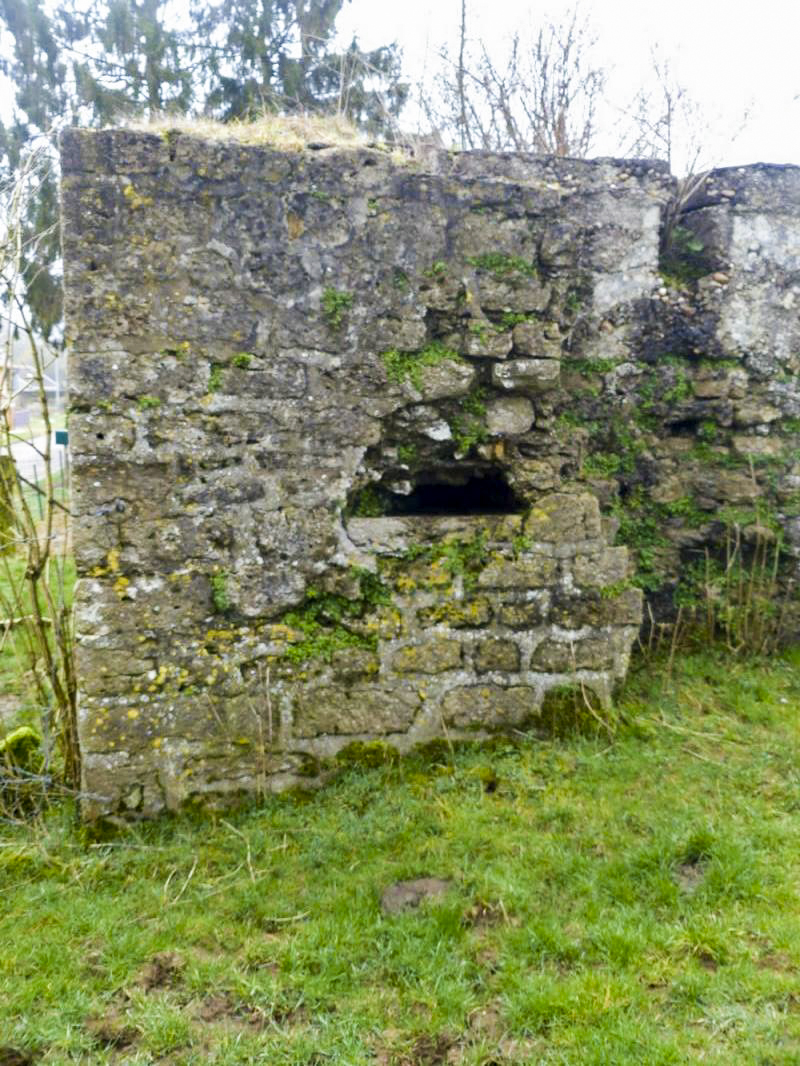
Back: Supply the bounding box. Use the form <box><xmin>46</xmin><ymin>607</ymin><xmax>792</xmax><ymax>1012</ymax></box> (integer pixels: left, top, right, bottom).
<box><xmin>381</xmin><ymin>341</ymin><xmax>463</xmax><ymax>390</ymax></box>
<box><xmin>450</xmin><ymin>386</ymin><xmax>488</xmax><ymax>456</ymax></box>
<box><xmin>322</xmin><ymin>288</ymin><xmax>353</xmax><ymax>331</ymax></box>
<box><xmin>281</xmin><ymin>570</ymin><xmax>391</xmax><ymax>664</ymax></box>
<box><xmin>397</xmin><ymin>531</ymin><xmax>490</xmax><ymax>591</ymax></box>
<box><xmin>467</xmin><ymin>252</ymin><xmax>538</xmax><ymax>278</ymax></box>
<box><xmin>210</xmin><ymin>571</ymin><xmax>231</xmax><ymax>613</ymax></box>
<box><xmin>207</xmin><ymin>364</ymin><xmax>223</xmax><ymax>392</ymax></box>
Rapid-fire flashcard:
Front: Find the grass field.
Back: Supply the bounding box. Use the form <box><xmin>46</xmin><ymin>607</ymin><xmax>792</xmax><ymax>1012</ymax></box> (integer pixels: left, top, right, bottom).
<box><xmin>2</xmin><ymin>649</ymin><xmax>800</xmax><ymax>1064</ymax></box>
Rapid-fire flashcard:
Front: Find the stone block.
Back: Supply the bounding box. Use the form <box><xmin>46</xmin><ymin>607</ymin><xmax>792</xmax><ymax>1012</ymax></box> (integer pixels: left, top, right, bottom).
<box><xmin>530</xmin><ymin>637</ymin><xmax>615</xmax><ymax>672</ymax></box>
<box><xmin>441</xmin><ymin>684</ymin><xmax>538</xmax><ymax>729</ymax></box>
<box><xmin>391</xmin><ymin>639</ymin><xmax>462</xmax><ymax>674</ymax></box>
<box><xmin>477</xmin><ymin>278</ymin><xmax>551</xmax><ymax>313</ymax></box>
<box><xmin>486</xmin><ymin>396</ymin><xmax>535</xmax><ymax>435</ymax></box>
<box><xmin>474</xmin><ymin>639</ymin><xmax>521</xmax><ymax>673</ymax></box>
<box><xmin>417</xmin><ymin>597</ymin><xmax>492</xmax><ymax>628</ymax></box>
<box><xmin>732</xmin><ymin>435</ymin><xmax>784</xmax><ymax>458</ymax></box>
<box><xmin>496</xmin><ymin>596</ymin><xmax>550</xmax><ymax>627</ymax></box>
<box><xmin>293</xmin><ymin>685</ymin><xmax>421</xmax><ymax>737</ymax></box>
<box><xmin>330</xmin><ymin>647</ymin><xmax>380</xmax><ymax>680</ymax></box>
<box><xmin>512</xmin><ymin>320</ymin><xmax>562</xmax><ymax>357</ymax></box>
<box><xmin>413</xmin><ymin>359</ymin><xmax>477</xmax><ymax>401</ymax></box>
<box><xmin>524</xmin><ymin>493</ymin><xmax>603</xmax><ymax>542</ymax></box>
<box><xmin>491</xmin><ymin>359</ymin><xmax>560</xmax><ymax>392</ymax></box>
<box><xmin>550</xmin><ymin>587</ymin><xmax>642</xmax><ymax>628</ymax></box>
<box><xmin>571</xmin><ymin>547</ymin><xmax>630</xmax><ymax>588</ymax></box>
<box><xmin>477</xmin><ymin>555</ymin><xmax>558</xmax><ymax>588</ymax></box>
<box><xmin>464</xmin><ymin>327</ymin><xmax>513</xmax><ymax>359</ymax></box>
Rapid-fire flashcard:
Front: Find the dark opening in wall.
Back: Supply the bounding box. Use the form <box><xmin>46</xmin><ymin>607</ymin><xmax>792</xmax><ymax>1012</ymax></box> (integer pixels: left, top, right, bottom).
<box><xmin>348</xmin><ymin>468</ymin><xmax>522</xmax><ymax>517</ymax></box>
<box><xmin>395</xmin><ymin>469</ymin><xmax>521</xmax><ymax>515</ymax></box>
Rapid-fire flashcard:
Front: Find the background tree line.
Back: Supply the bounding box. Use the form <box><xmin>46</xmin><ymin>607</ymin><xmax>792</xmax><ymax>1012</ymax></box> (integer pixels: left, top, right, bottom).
<box><xmin>0</xmin><ymin>0</ymin><xmax>408</xmax><ymax>338</ymax></box>
<box><xmin>0</xmin><ymin>0</ymin><xmax>709</xmax><ymax>342</ymax></box>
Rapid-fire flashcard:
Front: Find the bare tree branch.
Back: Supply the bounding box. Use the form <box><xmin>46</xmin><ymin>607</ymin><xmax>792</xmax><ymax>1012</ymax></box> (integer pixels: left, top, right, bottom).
<box><xmin>421</xmin><ymin>5</ymin><xmax>605</xmax><ymax>157</ymax></box>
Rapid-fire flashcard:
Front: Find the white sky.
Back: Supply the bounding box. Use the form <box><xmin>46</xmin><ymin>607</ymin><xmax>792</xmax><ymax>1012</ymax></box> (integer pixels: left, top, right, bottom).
<box><xmin>335</xmin><ymin>0</ymin><xmax>800</xmax><ymax>172</ymax></box>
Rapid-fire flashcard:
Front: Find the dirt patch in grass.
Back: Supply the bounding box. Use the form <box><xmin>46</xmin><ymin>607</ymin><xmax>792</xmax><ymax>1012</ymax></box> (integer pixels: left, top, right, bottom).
<box><xmin>758</xmin><ymin>951</ymin><xmax>795</xmax><ymax>971</ymax></box>
<box><xmin>0</xmin><ymin>1050</ymin><xmax>39</xmax><ymax>1066</ymax></box>
<box><xmin>195</xmin><ymin>993</ymin><xmax>267</xmax><ymax>1029</ymax></box>
<box><xmin>85</xmin><ymin>1007</ymin><xmax>140</xmax><ymax>1049</ymax></box>
<box><xmin>136</xmin><ymin>951</ymin><xmax>184</xmax><ymax>991</ymax></box>
<box><xmin>674</xmin><ymin>857</ymin><xmax>707</xmax><ymax>893</ymax></box>
<box><xmin>380</xmin><ymin>877</ymin><xmax>453</xmax><ymax>914</ymax></box>
<box><xmin>461</xmin><ymin>898</ymin><xmax>508</xmax><ymax>929</ymax></box>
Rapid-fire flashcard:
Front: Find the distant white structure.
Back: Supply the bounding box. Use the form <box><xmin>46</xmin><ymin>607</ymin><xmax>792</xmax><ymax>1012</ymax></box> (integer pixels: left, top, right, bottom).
<box><xmin>0</xmin><ymin>322</ymin><xmax>64</xmax><ymax>429</ymax></box>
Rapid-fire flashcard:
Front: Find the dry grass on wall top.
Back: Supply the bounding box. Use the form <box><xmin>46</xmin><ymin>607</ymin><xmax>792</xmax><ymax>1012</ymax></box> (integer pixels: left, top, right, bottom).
<box><xmin>126</xmin><ymin>111</ymin><xmax>381</xmax><ymax>151</ymax></box>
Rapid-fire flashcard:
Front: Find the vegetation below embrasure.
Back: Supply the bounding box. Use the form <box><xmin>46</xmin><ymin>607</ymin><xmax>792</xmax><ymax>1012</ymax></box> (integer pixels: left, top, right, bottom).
<box><xmin>3</xmin><ymin>649</ymin><xmax>800</xmax><ymax>1064</ymax></box>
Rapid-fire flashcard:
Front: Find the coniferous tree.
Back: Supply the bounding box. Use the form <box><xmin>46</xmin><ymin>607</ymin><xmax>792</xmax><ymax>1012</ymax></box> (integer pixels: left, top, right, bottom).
<box><xmin>0</xmin><ymin>0</ymin><xmax>406</xmax><ymax>337</ymax></box>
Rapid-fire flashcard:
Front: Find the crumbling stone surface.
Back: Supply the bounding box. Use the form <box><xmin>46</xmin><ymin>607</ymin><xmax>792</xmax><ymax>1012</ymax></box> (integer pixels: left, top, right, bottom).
<box><xmin>60</xmin><ymin>129</ymin><xmax>800</xmax><ymax>818</ymax></box>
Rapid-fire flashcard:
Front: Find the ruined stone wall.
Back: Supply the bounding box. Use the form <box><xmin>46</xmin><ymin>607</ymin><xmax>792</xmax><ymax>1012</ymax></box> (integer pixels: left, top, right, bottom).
<box><xmin>60</xmin><ymin>129</ymin><xmax>800</xmax><ymax>818</ymax></box>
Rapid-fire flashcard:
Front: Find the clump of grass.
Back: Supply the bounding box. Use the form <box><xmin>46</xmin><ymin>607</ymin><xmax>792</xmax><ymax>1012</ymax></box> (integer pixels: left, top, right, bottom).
<box><xmin>674</xmin><ymin>519</ymin><xmax>792</xmax><ymax>656</ymax></box>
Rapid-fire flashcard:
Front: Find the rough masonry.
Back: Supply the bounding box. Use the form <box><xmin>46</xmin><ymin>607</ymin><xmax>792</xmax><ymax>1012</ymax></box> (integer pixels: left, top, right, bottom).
<box><xmin>60</xmin><ymin>128</ymin><xmax>800</xmax><ymax>818</ymax></box>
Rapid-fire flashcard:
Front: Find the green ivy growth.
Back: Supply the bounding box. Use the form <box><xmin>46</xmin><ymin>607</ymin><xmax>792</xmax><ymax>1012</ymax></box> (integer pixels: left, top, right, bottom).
<box><xmin>137</xmin><ymin>395</ymin><xmax>161</xmax><ymax>411</ymax></box>
<box><xmin>348</xmin><ymin>484</ymin><xmax>388</xmax><ymax>518</ymax></box>
<box><xmin>450</xmin><ymin>386</ymin><xmax>488</xmax><ymax>456</ymax></box>
<box><xmin>499</xmin><ymin>311</ymin><xmax>533</xmax><ymax>330</ymax></box>
<box><xmin>563</xmin><ymin>356</ymin><xmax>620</xmax><ymax>376</ymax></box>
<box><xmin>281</xmin><ymin>570</ymin><xmax>391</xmax><ymax>664</ymax></box>
<box><xmin>611</xmin><ymin>490</ymin><xmax>669</xmax><ymax>592</ymax></box>
<box><xmin>232</xmin><ymin>352</ymin><xmax>253</xmax><ymax>368</ymax></box>
<box><xmin>468</xmin><ymin>252</ymin><xmax>538</xmax><ymax>279</ymax></box>
<box><xmin>210</xmin><ymin>571</ymin><xmax>231</xmax><ymax>613</ymax></box>
<box><xmin>160</xmin><ymin>341</ymin><xmax>190</xmax><ymax>358</ymax></box>
<box><xmin>423</xmin><ymin>260</ymin><xmax>447</xmax><ymax>279</ymax></box>
<box><xmin>399</xmin><ymin>531</ymin><xmax>490</xmax><ymax>590</ymax></box>
<box><xmin>611</xmin><ymin>488</ymin><xmax>709</xmax><ymax>593</ymax></box>
<box><xmin>208</xmin><ymin>364</ymin><xmax>223</xmax><ymax>392</ymax></box>
<box><xmin>382</xmin><ymin>341</ymin><xmax>463</xmax><ymax>390</ymax></box>
<box><xmin>322</xmin><ymin>288</ymin><xmax>353</xmax><ymax>331</ymax></box>
<box><xmin>396</xmin><ymin>443</ymin><xmax>418</xmax><ymax>465</ymax></box>
<box><xmin>659</xmin><ymin>225</ymin><xmax>711</xmax><ymax>288</ymax></box>
<box><xmin>582</xmin><ymin>452</ymin><xmax>623</xmax><ymax>479</ymax></box>
<box><xmin>392</xmin><ymin>268</ymin><xmax>410</xmax><ymax>291</ymax></box>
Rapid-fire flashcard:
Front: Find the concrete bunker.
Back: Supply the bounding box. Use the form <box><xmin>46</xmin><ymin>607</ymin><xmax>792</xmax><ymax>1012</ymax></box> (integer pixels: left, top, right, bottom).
<box><xmin>63</xmin><ymin>127</ymin><xmax>734</xmax><ymax>818</ymax></box>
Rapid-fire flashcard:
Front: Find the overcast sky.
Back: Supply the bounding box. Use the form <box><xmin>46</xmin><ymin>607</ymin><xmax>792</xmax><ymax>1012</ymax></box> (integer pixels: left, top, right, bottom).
<box><xmin>335</xmin><ymin>0</ymin><xmax>800</xmax><ymax>172</ymax></box>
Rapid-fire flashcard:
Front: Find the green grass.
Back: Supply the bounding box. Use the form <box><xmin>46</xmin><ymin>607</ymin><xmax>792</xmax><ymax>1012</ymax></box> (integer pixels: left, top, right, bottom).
<box><xmin>3</xmin><ymin>649</ymin><xmax>800</xmax><ymax>1062</ymax></box>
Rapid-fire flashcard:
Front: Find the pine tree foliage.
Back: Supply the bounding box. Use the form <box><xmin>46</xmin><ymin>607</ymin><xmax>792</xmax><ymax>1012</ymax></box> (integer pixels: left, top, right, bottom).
<box><xmin>0</xmin><ymin>0</ymin><xmax>406</xmax><ymax>337</ymax></box>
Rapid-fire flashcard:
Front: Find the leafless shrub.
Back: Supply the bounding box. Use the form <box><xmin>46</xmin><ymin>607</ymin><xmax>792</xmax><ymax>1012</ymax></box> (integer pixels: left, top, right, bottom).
<box><xmin>422</xmin><ymin>3</ymin><xmax>605</xmax><ymax>156</ymax></box>
<box><xmin>0</xmin><ymin>138</ymin><xmax>78</xmax><ymax>794</ymax></box>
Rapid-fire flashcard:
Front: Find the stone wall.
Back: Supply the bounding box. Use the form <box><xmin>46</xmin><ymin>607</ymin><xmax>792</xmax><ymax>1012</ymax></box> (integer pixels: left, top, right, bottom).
<box><xmin>60</xmin><ymin>128</ymin><xmax>800</xmax><ymax>818</ymax></box>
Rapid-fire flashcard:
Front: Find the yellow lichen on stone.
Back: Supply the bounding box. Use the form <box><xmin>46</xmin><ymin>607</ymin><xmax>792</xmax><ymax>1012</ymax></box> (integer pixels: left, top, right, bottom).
<box><xmin>113</xmin><ymin>575</ymin><xmax>130</xmax><ymax>599</ymax></box>
<box><xmin>123</xmin><ymin>183</ymin><xmax>154</xmax><ymax>209</ymax></box>
<box><xmin>287</xmin><ymin>212</ymin><xmax>305</xmax><ymax>238</ymax></box>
